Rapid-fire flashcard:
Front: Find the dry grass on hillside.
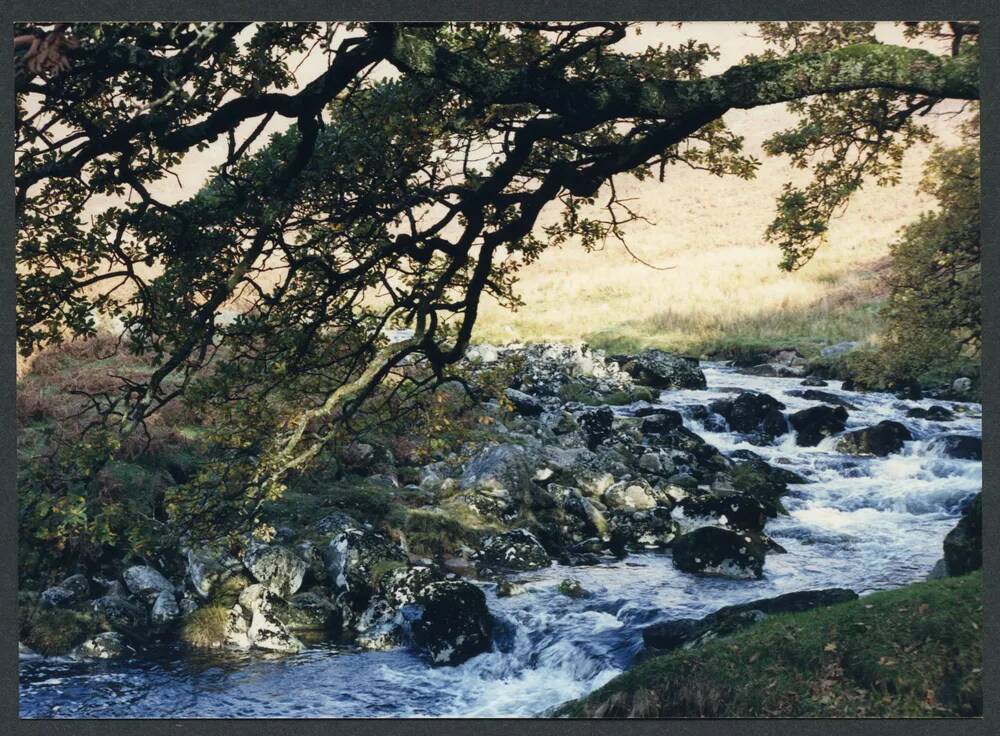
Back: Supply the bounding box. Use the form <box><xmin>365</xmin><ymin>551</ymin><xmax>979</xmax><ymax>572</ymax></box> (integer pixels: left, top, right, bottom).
<box><xmin>472</xmin><ymin>108</ymin><xmax>957</xmax><ymax>357</ymax></box>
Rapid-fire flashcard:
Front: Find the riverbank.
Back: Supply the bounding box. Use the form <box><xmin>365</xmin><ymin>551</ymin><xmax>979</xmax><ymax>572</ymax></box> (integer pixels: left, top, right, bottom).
<box><xmin>18</xmin><ymin>340</ymin><xmax>983</xmax><ymax>717</ymax></box>
<box><xmin>556</xmin><ymin>570</ymin><xmax>982</xmax><ymax>717</ymax></box>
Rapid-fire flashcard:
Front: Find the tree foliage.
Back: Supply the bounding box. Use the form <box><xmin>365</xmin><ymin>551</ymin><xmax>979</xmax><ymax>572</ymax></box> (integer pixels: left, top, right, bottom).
<box><xmin>14</xmin><ymin>21</ymin><xmax>980</xmax><ymax>563</ymax></box>
<box><xmin>855</xmin><ymin>136</ymin><xmax>980</xmax><ymax>387</ymax></box>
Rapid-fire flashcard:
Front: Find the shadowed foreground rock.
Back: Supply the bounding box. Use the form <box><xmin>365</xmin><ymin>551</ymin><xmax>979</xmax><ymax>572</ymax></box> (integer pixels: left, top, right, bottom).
<box><xmin>642</xmin><ymin>588</ymin><xmax>858</xmax><ymax>653</ymax></box>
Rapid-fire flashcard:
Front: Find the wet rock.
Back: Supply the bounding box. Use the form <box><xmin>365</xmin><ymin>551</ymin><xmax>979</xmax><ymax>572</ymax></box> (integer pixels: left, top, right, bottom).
<box><xmin>578</xmin><ymin>406</ymin><xmax>615</xmax><ymax>449</ymax></box>
<box><xmin>743</xmin><ymin>363</ymin><xmax>806</xmax><ymax>378</ymax></box>
<box><xmin>150</xmin><ymin>590</ymin><xmax>180</xmax><ymax>627</ymax></box>
<box><xmin>410</xmin><ymin>580</ymin><xmax>493</xmax><ymax>666</ymax></box>
<box><xmin>557</xmin><ymin>578</ymin><xmax>588</xmax><ymax>598</ymax></box>
<box><xmin>74</xmin><ymin>632</ymin><xmax>135</xmax><ymax>660</ymax></box>
<box><xmin>92</xmin><ymin>596</ymin><xmax>148</xmax><ymax>637</ymax></box>
<box><xmin>243</xmin><ymin>544</ymin><xmax>308</xmax><ymax>599</ymax></box>
<box><xmin>942</xmin><ymin>493</ymin><xmax>981</xmax><ymax>576</ymax></box>
<box><xmin>284</xmin><ymin>593</ymin><xmax>342</xmax><ymax>634</ymax></box>
<box><xmin>643</xmin><ymin>588</ymin><xmax>858</xmax><ymax>652</ymax></box>
<box><xmin>624</xmin><ymin>349</ymin><xmax>707</xmax><ymax>390</ymax></box>
<box><xmin>324</xmin><ymin>529</ymin><xmax>408</xmax><ymax>605</ymax></box>
<box><xmin>478</xmin><ymin>529</ymin><xmax>551</xmax><ymax>571</ymax></box>
<box><xmin>676</xmin><ymin>494</ymin><xmax>769</xmax><ymax>533</ymax></box>
<box><xmin>640</xmin><ymin>411</ymin><xmax>684</xmax><ymax>435</ymax></box>
<box><xmin>836</xmin><ymin>421</ymin><xmax>913</xmax><ymax>457</ymax></box>
<box><xmin>928</xmin><ymin>434</ymin><xmax>982</xmax><ymax>461</ymax></box>
<box><xmin>786</xmin><ymin>389</ymin><xmax>856</xmax><ymax>409</ymax></box>
<box><xmin>906</xmin><ymin>405</ymin><xmax>955</xmax><ymax>422</ymax></box>
<box><xmin>670</xmin><ymin>526</ymin><xmax>767</xmax><ymax>579</ymax></box>
<box><xmin>788</xmin><ymin>405</ymin><xmax>848</xmax><ymax>447</ymax></box>
<box><xmin>800</xmin><ymin>377</ymin><xmax>828</xmax><ymax>386</ymax></box>
<box><xmin>505</xmin><ymin>387</ymin><xmax>544</xmax><ymax>417</ymax></box>
<box><xmin>123</xmin><ymin>565</ymin><xmax>175</xmax><ymax>605</ymax></box>
<box><xmin>710</xmin><ymin>392</ymin><xmax>788</xmax><ymax>444</ymax></box>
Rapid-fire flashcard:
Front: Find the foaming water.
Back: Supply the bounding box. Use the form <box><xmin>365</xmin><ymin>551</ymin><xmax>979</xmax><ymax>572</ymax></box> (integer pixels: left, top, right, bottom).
<box><xmin>19</xmin><ymin>364</ymin><xmax>981</xmax><ymax>718</ymax></box>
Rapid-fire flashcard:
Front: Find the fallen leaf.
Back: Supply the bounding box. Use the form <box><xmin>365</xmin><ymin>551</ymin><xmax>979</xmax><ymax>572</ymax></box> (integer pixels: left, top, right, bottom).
<box><xmin>824</xmin><ymin>642</ymin><xmax>838</xmax><ymax>652</ymax></box>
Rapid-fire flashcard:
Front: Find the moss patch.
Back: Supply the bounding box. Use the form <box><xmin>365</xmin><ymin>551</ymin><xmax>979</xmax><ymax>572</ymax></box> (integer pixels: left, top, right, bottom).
<box><xmin>557</xmin><ymin>572</ymin><xmax>982</xmax><ymax>718</ymax></box>
<box><xmin>19</xmin><ymin>595</ymin><xmax>98</xmax><ymax>656</ymax></box>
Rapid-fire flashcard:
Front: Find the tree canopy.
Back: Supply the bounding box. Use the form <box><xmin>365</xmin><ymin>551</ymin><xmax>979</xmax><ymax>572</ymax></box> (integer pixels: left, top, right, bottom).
<box><xmin>15</xmin><ymin>21</ymin><xmax>980</xmax><ymax>553</ymax></box>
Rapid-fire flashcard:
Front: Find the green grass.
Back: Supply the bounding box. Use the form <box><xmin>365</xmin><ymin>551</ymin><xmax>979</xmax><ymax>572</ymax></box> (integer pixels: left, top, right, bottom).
<box><xmin>19</xmin><ymin>593</ymin><xmax>98</xmax><ymax>656</ymax></box>
<box><xmin>556</xmin><ymin>571</ymin><xmax>982</xmax><ymax>718</ymax></box>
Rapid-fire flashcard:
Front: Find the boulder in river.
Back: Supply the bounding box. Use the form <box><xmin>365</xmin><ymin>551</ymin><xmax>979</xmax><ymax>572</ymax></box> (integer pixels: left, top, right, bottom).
<box><xmin>478</xmin><ymin>529</ymin><xmax>551</xmax><ymax>571</ymax></box>
<box><xmin>906</xmin><ymin>405</ymin><xmax>955</xmax><ymax>422</ymax></box>
<box><xmin>410</xmin><ymin>579</ymin><xmax>493</xmax><ymax>666</ymax></box>
<box><xmin>788</xmin><ymin>405</ymin><xmax>848</xmax><ymax>447</ymax></box>
<box><xmin>742</xmin><ymin>363</ymin><xmax>806</xmax><ymax>378</ymax></box>
<box><xmin>624</xmin><ymin>349</ymin><xmax>707</xmax><ymax>390</ymax></box>
<box><xmin>243</xmin><ymin>543</ymin><xmax>308</xmax><ymax>599</ymax></box>
<box><xmin>92</xmin><ymin>596</ymin><xmax>148</xmax><ymax>638</ymax></box>
<box><xmin>74</xmin><ymin>632</ymin><xmax>135</xmax><ymax>660</ymax></box>
<box><xmin>835</xmin><ymin>420</ymin><xmax>913</xmax><ymax>457</ymax></box>
<box><xmin>786</xmin><ymin>389</ymin><xmax>855</xmax><ymax>409</ymax></box>
<box><xmin>228</xmin><ymin>584</ymin><xmax>306</xmax><ymax>653</ymax></box>
<box><xmin>709</xmin><ymin>391</ymin><xmax>788</xmax><ymax>444</ymax></box>
<box><xmin>150</xmin><ymin>590</ymin><xmax>180</xmax><ymax>627</ymax></box>
<box><xmin>942</xmin><ymin>493</ymin><xmax>982</xmax><ymax>576</ymax></box>
<box><xmin>676</xmin><ymin>494</ymin><xmax>769</xmax><ymax>533</ymax></box>
<box><xmin>670</xmin><ymin>526</ymin><xmax>767</xmax><ymax>579</ymax></box>
<box><xmin>324</xmin><ymin>528</ymin><xmax>408</xmax><ymax>605</ymax></box>
<box><xmin>928</xmin><ymin>434</ymin><xmax>982</xmax><ymax>461</ymax></box>
<box><xmin>642</xmin><ymin>587</ymin><xmax>858</xmax><ymax>653</ymax></box>
<box><xmin>123</xmin><ymin>565</ymin><xmax>175</xmax><ymax>605</ymax></box>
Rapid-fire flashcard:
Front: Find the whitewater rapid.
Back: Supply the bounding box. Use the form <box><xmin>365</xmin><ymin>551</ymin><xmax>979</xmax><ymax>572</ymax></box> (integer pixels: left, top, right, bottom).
<box><xmin>19</xmin><ymin>364</ymin><xmax>981</xmax><ymax>718</ymax></box>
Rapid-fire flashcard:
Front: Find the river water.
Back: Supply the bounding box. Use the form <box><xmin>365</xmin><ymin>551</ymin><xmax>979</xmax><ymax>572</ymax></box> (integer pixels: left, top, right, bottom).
<box><xmin>19</xmin><ymin>364</ymin><xmax>982</xmax><ymax>718</ymax></box>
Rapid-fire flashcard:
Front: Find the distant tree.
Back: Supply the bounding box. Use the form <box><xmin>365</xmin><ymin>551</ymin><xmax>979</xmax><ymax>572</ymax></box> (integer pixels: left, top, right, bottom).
<box><xmin>14</xmin><ymin>22</ymin><xmax>980</xmax><ymax>557</ymax></box>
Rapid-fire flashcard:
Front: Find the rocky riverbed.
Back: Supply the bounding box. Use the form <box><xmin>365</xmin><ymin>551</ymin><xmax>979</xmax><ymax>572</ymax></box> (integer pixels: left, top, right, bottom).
<box><xmin>19</xmin><ymin>343</ymin><xmax>982</xmax><ymax>717</ymax></box>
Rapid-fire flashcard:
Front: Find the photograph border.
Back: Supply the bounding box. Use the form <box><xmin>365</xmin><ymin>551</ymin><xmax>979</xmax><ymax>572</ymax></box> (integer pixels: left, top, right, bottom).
<box><xmin>2</xmin><ymin>1</ymin><xmax>996</xmax><ymax>734</ymax></box>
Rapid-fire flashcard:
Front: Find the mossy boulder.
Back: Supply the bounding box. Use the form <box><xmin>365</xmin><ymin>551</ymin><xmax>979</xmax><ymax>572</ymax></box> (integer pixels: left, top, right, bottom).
<box><xmin>477</xmin><ymin>529</ymin><xmax>551</xmax><ymax>571</ymax></box>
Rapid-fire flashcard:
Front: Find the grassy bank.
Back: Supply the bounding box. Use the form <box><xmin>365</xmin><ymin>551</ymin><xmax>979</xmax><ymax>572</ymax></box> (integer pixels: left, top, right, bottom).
<box><xmin>556</xmin><ymin>571</ymin><xmax>982</xmax><ymax>718</ymax></box>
